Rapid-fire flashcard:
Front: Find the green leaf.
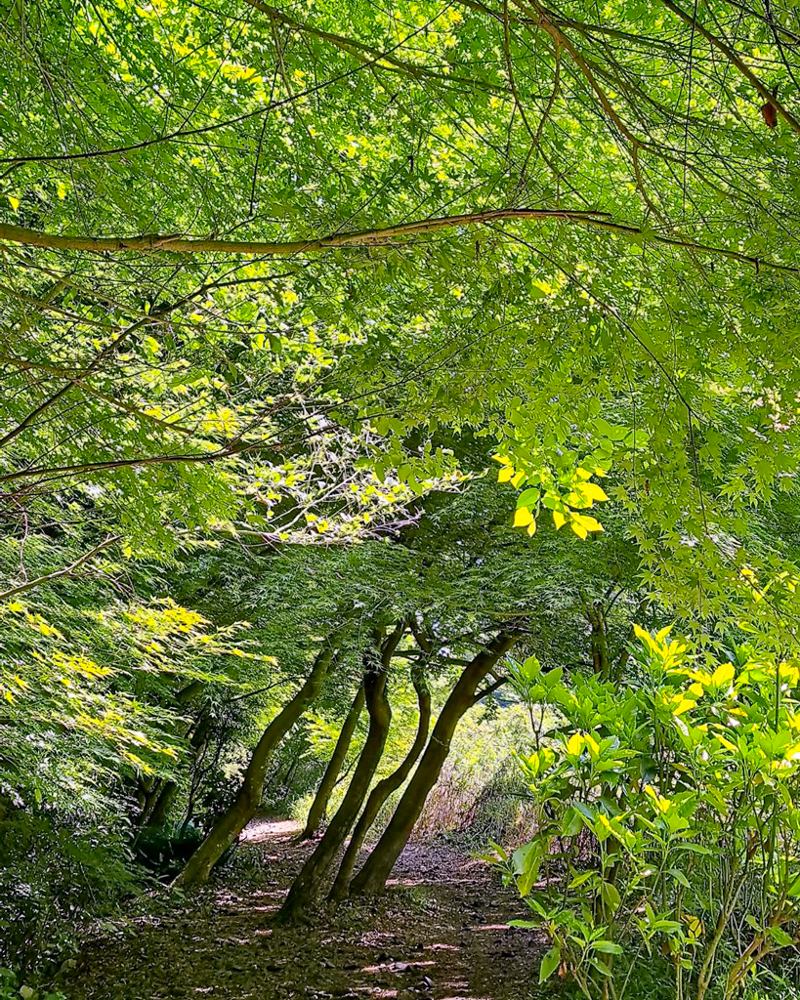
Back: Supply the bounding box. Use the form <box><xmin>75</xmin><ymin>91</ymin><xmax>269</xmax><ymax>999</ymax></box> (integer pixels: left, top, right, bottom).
<box><xmin>593</xmin><ymin>940</ymin><xmax>623</xmax><ymax>955</ymax></box>
<box><xmin>767</xmin><ymin>926</ymin><xmax>794</xmax><ymax>948</ymax></box>
<box><xmin>516</xmin><ymin>487</ymin><xmax>541</xmax><ymax>509</ymax></box>
<box><xmin>562</xmin><ymin>807</ymin><xmax>583</xmax><ymax>837</ymax></box>
<box><xmin>589</xmin><ymin>956</ymin><xmax>612</xmax><ymax>976</ymax></box>
<box><xmin>601</xmin><ymin>882</ymin><xmax>621</xmax><ymax>912</ymax></box>
<box><xmin>539</xmin><ymin>945</ymin><xmax>561</xmax><ymax>983</ymax></box>
<box><xmin>668</xmin><ymin>868</ymin><xmax>690</xmax><ymax>889</ymax></box>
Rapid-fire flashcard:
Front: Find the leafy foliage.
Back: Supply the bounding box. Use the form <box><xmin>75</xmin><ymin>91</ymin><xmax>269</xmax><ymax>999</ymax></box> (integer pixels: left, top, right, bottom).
<box><xmin>3</xmin><ymin>0</ymin><xmax>800</xmax><ymax>993</ymax></box>
<box><xmin>500</xmin><ymin>631</ymin><xmax>800</xmax><ymax>999</ymax></box>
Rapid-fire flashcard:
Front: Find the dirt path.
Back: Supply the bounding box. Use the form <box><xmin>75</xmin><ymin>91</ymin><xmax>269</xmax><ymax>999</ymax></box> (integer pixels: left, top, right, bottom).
<box><xmin>68</xmin><ymin>820</ymin><xmax>552</xmax><ymax>1000</ymax></box>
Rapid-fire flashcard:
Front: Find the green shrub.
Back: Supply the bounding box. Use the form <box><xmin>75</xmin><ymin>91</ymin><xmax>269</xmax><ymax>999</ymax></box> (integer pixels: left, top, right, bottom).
<box><xmin>0</xmin><ymin>968</ymin><xmax>64</xmax><ymax>1000</ymax></box>
<box><xmin>497</xmin><ymin>632</ymin><xmax>800</xmax><ymax>1000</ymax></box>
<box><xmin>0</xmin><ymin>801</ymin><xmax>137</xmax><ymax>977</ymax></box>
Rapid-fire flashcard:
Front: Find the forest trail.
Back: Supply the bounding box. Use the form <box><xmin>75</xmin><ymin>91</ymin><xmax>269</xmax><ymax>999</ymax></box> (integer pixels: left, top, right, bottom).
<box><xmin>68</xmin><ymin>819</ymin><xmax>548</xmax><ymax>1000</ymax></box>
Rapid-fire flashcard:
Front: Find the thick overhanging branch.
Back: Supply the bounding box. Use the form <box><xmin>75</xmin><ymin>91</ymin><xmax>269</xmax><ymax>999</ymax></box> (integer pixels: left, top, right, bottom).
<box><xmin>0</xmin><ymin>209</ymin><xmax>605</xmax><ymax>255</ymax></box>
<box><xmin>1</xmin><ymin>207</ymin><xmax>796</xmax><ymax>275</ymax></box>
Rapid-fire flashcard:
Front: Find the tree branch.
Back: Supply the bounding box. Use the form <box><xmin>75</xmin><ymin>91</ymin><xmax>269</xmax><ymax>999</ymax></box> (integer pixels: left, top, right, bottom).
<box><xmin>0</xmin><ymin>534</ymin><xmax>122</xmax><ymax>603</ymax></box>
<box><xmin>1</xmin><ymin>208</ymin><xmax>796</xmax><ymax>275</ymax></box>
<box><xmin>660</xmin><ymin>0</ymin><xmax>800</xmax><ymax>135</ymax></box>
<box><xmin>244</xmin><ymin>0</ymin><xmax>505</xmax><ymax>94</ymax></box>
<box><xmin>472</xmin><ymin>675</ymin><xmax>508</xmax><ymax>705</ymax></box>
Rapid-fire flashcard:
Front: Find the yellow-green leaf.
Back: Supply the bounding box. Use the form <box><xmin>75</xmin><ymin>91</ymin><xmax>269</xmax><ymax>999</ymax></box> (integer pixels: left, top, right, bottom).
<box><xmin>579</xmin><ymin>481</ymin><xmax>609</xmax><ymax>503</ymax></box>
<box><xmin>514</xmin><ymin>507</ymin><xmax>534</xmax><ymax>527</ymax></box>
<box><xmin>566</xmin><ymin>732</ymin><xmax>585</xmax><ymax>756</ymax></box>
<box><xmin>570</xmin><ymin>519</ymin><xmax>588</xmax><ymax>539</ymax></box>
<box><xmin>711</xmin><ymin>662</ymin><xmax>735</xmax><ymax>689</ymax></box>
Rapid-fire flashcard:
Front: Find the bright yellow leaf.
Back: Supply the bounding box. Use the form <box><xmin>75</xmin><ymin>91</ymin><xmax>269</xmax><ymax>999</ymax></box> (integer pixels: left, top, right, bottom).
<box><xmin>566</xmin><ymin>732</ymin><xmax>585</xmax><ymax>756</ymax></box>
<box><xmin>578</xmin><ymin>481</ymin><xmax>609</xmax><ymax>503</ymax></box>
<box><xmin>711</xmin><ymin>662</ymin><xmax>735</xmax><ymax>689</ymax></box>
<box><xmin>573</xmin><ymin>514</ymin><xmax>604</xmax><ymax>533</ymax></box>
<box><xmin>570</xmin><ymin>519</ymin><xmax>588</xmax><ymax>539</ymax></box>
<box><xmin>514</xmin><ymin>507</ymin><xmax>534</xmax><ymax>527</ymax></box>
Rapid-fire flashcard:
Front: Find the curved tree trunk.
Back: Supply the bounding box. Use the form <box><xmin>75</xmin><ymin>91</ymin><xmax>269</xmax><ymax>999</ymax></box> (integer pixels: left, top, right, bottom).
<box><xmin>329</xmin><ymin>664</ymin><xmax>430</xmax><ymax>901</ymax></box>
<box><xmin>277</xmin><ymin>624</ymin><xmax>404</xmax><ymax>923</ymax></box>
<box><xmin>349</xmin><ymin>631</ymin><xmax>516</xmax><ymax>897</ymax></box>
<box><xmin>299</xmin><ymin>682</ymin><xmax>365</xmax><ymax>841</ymax></box>
<box><xmin>174</xmin><ymin>642</ymin><xmax>339</xmax><ymax>886</ymax></box>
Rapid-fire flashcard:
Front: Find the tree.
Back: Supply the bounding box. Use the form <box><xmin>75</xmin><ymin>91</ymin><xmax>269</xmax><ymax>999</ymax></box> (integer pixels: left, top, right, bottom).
<box><xmin>277</xmin><ymin>624</ymin><xmax>400</xmax><ymax>921</ymax></box>
<box><xmin>3</xmin><ymin>0</ymin><xmax>800</xmax><ymax>615</ymax></box>
<box><xmin>348</xmin><ymin>630</ymin><xmax>518</xmax><ymax>896</ymax></box>
<box><xmin>298</xmin><ymin>681</ymin><xmax>365</xmax><ymax>841</ymax></box>
<box><xmin>328</xmin><ymin>659</ymin><xmax>430</xmax><ymax>901</ymax></box>
<box><xmin>174</xmin><ymin>637</ymin><xmax>341</xmax><ymax>885</ymax></box>
<box><xmin>5</xmin><ymin>0</ymin><xmax>800</xmax><ymax>981</ymax></box>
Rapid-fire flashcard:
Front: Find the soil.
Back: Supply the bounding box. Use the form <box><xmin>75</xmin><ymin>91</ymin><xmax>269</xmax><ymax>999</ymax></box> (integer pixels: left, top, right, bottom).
<box><xmin>65</xmin><ymin>819</ymin><xmax>553</xmax><ymax>1000</ymax></box>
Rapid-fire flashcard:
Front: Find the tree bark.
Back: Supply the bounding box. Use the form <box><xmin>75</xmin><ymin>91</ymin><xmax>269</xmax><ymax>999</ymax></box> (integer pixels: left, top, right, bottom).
<box><xmin>587</xmin><ymin>601</ymin><xmax>610</xmax><ymax>679</ymax></box>
<box><xmin>349</xmin><ymin>631</ymin><xmax>517</xmax><ymax>897</ymax></box>
<box><xmin>147</xmin><ymin>779</ymin><xmax>178</xmax><ymax>829</ymax></box>
<box><xmin>277</xmin><ymin>624</ymin><xmax>403</xmax><ymax>922</ymax></box>
<box><xmin>299</xmin><ymin>682</ymin><xmax>365</xmax><ymax>840</ymax></box>
<box><xmin>173</xmin><ymin>642</ymin><xmax>339</xmax><ymax>886</ymax></box>
<box><xmin>329</xmin><ymin>664</ymin><xmax>430</xmax><ymax>901</ymax></box>
<box><xmin>137</xmin><ymin>680</ymin><xmax>208</xmax><ymax>828</ymax></box>
<box><xmin>145</xmin><ymin>714</ymin><xmax>214</xmax><ymax>829</ymax></box>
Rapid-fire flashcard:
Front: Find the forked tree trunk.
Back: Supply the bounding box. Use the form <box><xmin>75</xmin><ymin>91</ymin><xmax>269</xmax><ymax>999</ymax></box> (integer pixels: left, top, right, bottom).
<box><xmin>329</xmin><ymin>664</ymin><xmax>430</xmax><ymax>901</ymax></box>
<box><xmin>299</xmin><ymin>682</ymin><xmax>365</xmax><ymax>841</ymax></box>
<box><xmin>349</xmin><ymin>631</ymin><xmax>516</xmax><ymax>897</ymax></box>
<box><xmin>173</xmin><ymin>643</ymin><xmax>339</xmax><ymax>886</ymax></box>
<box><xmin>277</xmin><ymin>625</ymin><xmax>403</xmax><ymax>923</ymax></box>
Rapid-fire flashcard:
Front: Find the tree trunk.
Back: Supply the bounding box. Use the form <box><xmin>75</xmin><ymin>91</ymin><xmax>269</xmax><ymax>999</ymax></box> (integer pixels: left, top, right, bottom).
<box><xmin>299</xmin><ymin>682</ymin><xmax>365</xmax><ymax>840</ymax></box>
<box><xmin>587</xmin><ymin>601</ymin><xmax>610</xmax><ymax>678</ymax></box>
<box><xmin>173</xmin><ymin>642</ymin><xmax>339</xmax><ymax>886</ymax></box>
<box><xmin>349</xmin><ymin>631</ymin><xmax>516</xmax><ymax>897</ymax></box>
<box><xmin>137</xmin><ymin>680</ymin><xmax>209</xmax><ymax>827</ymax></box>
<box><xmin>146</xmin><ymin>779</ymin><xmax>178</xmax><ymax>828</ymax></box>
<box><xmin>277</xmin><ymin>624</ymin><xmax>403</xmax><ymax>923</ymax></box>
<box><xmin>329</xmin><ymin>664</ymin><xmax>430</xmax><ymax>901</ymax></box>
<box><xmin>147</xmin><ymin>714</ymin><xmax>214</xmax><ymax>829</ymax></box>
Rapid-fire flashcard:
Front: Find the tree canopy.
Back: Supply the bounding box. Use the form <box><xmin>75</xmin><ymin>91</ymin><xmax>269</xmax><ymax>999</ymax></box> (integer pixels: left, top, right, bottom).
<box><xmin>4</xmin><ymin>2</ymin><xmax>800</xmax><ymax>998</ymax></box>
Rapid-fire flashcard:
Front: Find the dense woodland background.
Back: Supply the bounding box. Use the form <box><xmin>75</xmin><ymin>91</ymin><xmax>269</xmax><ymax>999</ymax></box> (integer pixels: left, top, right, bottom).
<box><xmin>4</xmin><ymin>1</ymin><xmax>800</xmax><ymax>997</ymax></box>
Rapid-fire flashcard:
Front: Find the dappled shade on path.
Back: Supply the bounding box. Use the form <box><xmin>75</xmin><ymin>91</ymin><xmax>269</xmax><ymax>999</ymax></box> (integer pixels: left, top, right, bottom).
<box><xmin>68</xmin><ymin>820</ymin><xmax>549</xmax><ymax>1000</ymax></box>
